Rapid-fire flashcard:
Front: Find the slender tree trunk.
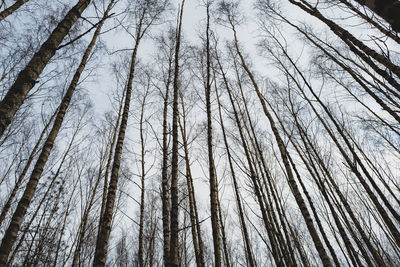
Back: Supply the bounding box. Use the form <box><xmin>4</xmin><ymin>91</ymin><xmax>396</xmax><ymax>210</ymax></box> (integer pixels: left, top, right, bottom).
<box><xmin>138</xmin><ymin>82</ymin><xmax>150</xmax><ymax>267</ymax></box>
<box><xmin>161</xmin><ymin>36</ymin><xmax>174</xmax><ymax>267</ymax></box>
<box><xmin>144</xmin><ymin>199</ymin><xmax>157</xmax><ymax>267</ymax></box>
<box><xmin>221</xmin><ymin>60</ymin><xmax>283</xmax><ymax>266</ymax></box>
<box><xmin>191</xmin><ymin>157</ymin><xmax>205</xmax><ymax>267</ymax></box>
<box><xmin>0</xmin><ymin>107</ymin><xmax>57</xmax><ymax>227</ymax></box>
<box><xmin>93</xmin><ymin>16</ymin><xmax>143</xmax><ymax>267</ymax></box>
<box><xmin>204</xmin><ymin>3</ymin><xmax>221</xmax><ymax>266</ymax></box>
<box><xmin>0</xmin><ymin>0</ymin><xmax>91</xmax><ymax>136</ymax></box>
<box><xmin>97</xmin><ymin>87</ymin><xmax>125</xmax><ymax>244</ymax></box>
<box><xmin>53</xmin><ymin>177</ymin><xmax>79</xmax><ymax>267</ymax></box>
<box><xmin>227</xmin><ymin>15</ymin><xmax>333</xmax><ymax>266</ymax></box>
<box><xmin>169</xmin><ymin>1</ymin><xmax>185</xmax><ymax>266</ymax></box>
<box><xmin>279</xmin><ymin>40</ymin><xmax>400</xmax><ymax>246</ymax></box>
<box><xmin>179</xmin><ymin>96</ymin><xmax>205</xmax><ymax>267</ymax></box>
<box><xmin>0</xmin><ymin>0</ymin><xmax>29</xmax><ymax>21</ymax></box>
<box><xmin>71</xmin><ymin>144</ymin><xmax>109</xmax><ymax>267</ymax></box>
<box><xmin>213</xmin><ymin>59</ymin><xmax>255</xmax><ymax>267</ymax></box>
<box><xmin>217</xmin><ymin>197</ymin><xmax>231</xmax><ymax>267</ymax></box>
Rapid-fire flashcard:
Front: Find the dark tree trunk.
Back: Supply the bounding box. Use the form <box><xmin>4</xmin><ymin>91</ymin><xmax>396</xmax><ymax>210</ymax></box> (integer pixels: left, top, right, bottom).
<box><xmin>169</xmin><ymin>1</ymin><xmax>185</xmax><ymax>266</ymax></box>
<box><xmin>204</xmin><ymin>3</ymin><xmax>222</xmax><ymax>266</ymax></box>
<box><xmin>0</xmin><ymin>0</ymin><xmax>91</xmax><ymax>136</ymax></box>
<box><xmin>0</xmin><ymin>0</ymin><xmax>29</xmax><ymax>21</ymax></box>
<box><xmin>354</xmin><ymin>0</ymin><xmax>400</xmax><ymax>32</ymax></box>
<box><xmin>93</xmin><ymin>20</ymin><xmax>142</xmax><ymax>267</ymax></box>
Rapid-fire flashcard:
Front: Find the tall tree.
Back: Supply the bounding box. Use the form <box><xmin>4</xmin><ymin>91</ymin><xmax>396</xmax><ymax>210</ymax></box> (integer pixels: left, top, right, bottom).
<box><xmin>0</xmin><ymin>2</ymin><xmax>110</xmax><ymax>263</ymax></box>
<box><xmin>1</xmin><ymin>0</ymin><xmax>400</xmax><ymax>265</ymax></box>
<box><xmin>203</xmin><ymin>1</ymin><xmax>222</xmax><ymax>266</ymax></box>
<box><xmin>213</xmin><ymin>46</ymin><xmax>255</xmax><ymax>267</ymax></box>
<box><xmin>169</xmin><ymin>1</ymin><xmax>185</xmax><ymax>266</ymax></box>
<box><xmin>0</xmin><ymin>107</ymin><xmax>57</xmax><ymax>227</ymax></box>
<box><xmin>0</xmin><ymin>0</ymin><xmax>30</xmax><ymax>21</ymax></box>
<box><xmin>0</xmin><ymin>0</ymin><xmax>91</xmax><ymax>136</ymax></box>
<box><xmin>218</xmin><ymin>1</ymin><xmax>333</xmax><ymax>265</ymax></box>
<box><xmin>179</xmin><ymin>93</ymin><xmax>206</xmax><ymax>267</ymax></box>
<box><xmin>157</xmin><ymin>28</ymin><xmax>175</xmax><ymax>267</ymax></box>
<box><xmin>93</xmin><ymin>1</ymin><xmax>169</xmax><ymax>265</ymax></box>
<box><xmin>137</xmin><ymin>71</ymin><xmax>151</xmax><ymax>267</ymax></box>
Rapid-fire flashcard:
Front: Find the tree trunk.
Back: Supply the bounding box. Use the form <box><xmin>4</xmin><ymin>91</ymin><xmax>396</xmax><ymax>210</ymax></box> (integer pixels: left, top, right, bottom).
<box><xmin>92</xmin><ymin>17</ymin><xmax>142</xmax><ymax>267</ymax></box>
<box><xmin>161</xmin><ymin>34</ymin><xmax>174</xmax><ymax>267</ymax></box>
<box><xmin>221</xmin><ymin>58</ymin><xmax>283</xmax><ymax>266</ymax></box>
<box><xmin>179</xmin><ymin>96</ymin><xmax>205</xmax><ymax>267</ymax></box>
<box><xmin>0</xmin><ymin>0</ymin><xmax>91</xmax><ymax>137</ymax></box>
<box><xmin>97</xmin><ymin>86</ymin><xmax>125</xmax><ymax>245</ymax></box>
<box><xmin>53</xmin><ymin>177</ymin><xmax>79</xmax><ymax>267</ymax></box>
<box><xmin>204</xmin><ymin>3</ymin><xmax>221</xmax><ymax>267</ymax></box>
<box><xmin>138</xmin><ymin>80</ymin><xmax>150</xmax><ymax>267</ymax></box>
<box><xmin>0</xmin><ymin>0</ymin><xmax>29</xmax><ymax>21</ymax></box>
<box><xmin>169</xmin><ymin>1</ymin><xmax>185</xmax><ymax>266</ymax></box>
<box><xmin>213</xmin><ymin>59</ymin><xmax>255</xmax><ymax>267</ymax></box>
<box><xmin>217</xmin><ymin>197</ymin><xmax>231</xmax><ymax>267</ymax></box>
<box><xmin>228</xmin><ymin>15</ymin><xmax>333</xmax><ymax>266</ymax></box>
<box><xmin>0</xmin><ymin>1</ymin><xmax>97</xmax><ymax>261</ymax></box>
<box><xmin>0</xmin><ymin>107</ymin><xmax>56</xmax><ymax>227</ymax></box>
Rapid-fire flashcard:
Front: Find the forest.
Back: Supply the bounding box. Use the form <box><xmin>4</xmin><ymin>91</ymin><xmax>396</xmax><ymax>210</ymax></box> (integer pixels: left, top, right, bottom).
<box><xmin>0</xmin><ymin>0</ymin><xmax>399</xmax><ymax>266</ymax></box>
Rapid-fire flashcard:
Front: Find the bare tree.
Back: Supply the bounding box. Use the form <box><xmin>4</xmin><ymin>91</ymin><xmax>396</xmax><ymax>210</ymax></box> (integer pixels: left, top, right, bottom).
<box><xmin>169</xmin><ymin>1</ymin><xmax>185</xmax><ymax>266</ymax></box>
<box><xmin>0</xmin><ymin>0</ymin><xmax>92</xmax><ymax>136</ymax></box>
<box><xmin>0</xmin><ymin>2</ymin><xmax>111</xmax><ymax>263</ymax></box>
<box><xmin>93</xmin><ymin>1</ymin><xmax>169</xmax><ymax>265</ymax></box>
<box><xmin>202</xmin><ymin>1</ymin><xmax>222</xmax><ymax>266</ymax></box>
